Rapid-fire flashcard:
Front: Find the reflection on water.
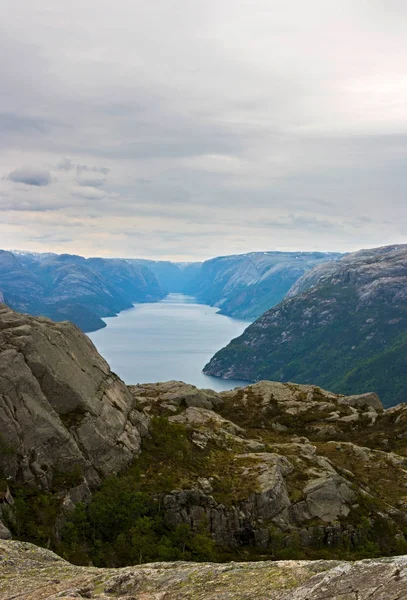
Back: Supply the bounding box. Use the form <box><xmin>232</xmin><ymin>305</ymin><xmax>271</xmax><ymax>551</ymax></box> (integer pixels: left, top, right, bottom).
<box><xmin>88</xmin><ymin>293</ymin><xmax>251</xmax><ymax>391</ymax></box>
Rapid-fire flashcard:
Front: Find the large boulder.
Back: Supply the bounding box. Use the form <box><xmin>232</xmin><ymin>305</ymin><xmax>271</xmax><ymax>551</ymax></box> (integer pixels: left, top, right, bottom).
<box><xmin>0</xmin><ymin>305</ymin><xmax>145</xmax><ymax>492</ymax></box>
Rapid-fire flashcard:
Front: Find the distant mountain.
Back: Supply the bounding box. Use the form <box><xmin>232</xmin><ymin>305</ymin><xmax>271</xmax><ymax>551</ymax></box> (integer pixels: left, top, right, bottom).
<box><xmin>0</xmin><ymin>250</ymin><xmax>165</xmax><ymax>331</ymax></box>
<box><xmin>204</xmin><ymin>245</ymin><xmax>407</xmax><ymax>407</ymax></box>
<box><xmin>127</xmin><ymin>259</ymin><xmax>202</xmax><ymax>294</ymax></box>
<box><xmin>0</xmin><ymin>248</ymin><xmax>342</xmax><ymax>332</ymax></box>
<box><xmin>189</xmin><ymin>251</ymin><xmax>342</xmax><ymax>320</ymax></box>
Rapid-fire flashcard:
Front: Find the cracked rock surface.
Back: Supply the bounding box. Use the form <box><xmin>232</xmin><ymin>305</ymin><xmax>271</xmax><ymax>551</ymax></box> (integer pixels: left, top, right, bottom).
<box><xmin>1</xmin><ymin>540</ymin><xmax>407</xmax><ymax>600</ymax></box>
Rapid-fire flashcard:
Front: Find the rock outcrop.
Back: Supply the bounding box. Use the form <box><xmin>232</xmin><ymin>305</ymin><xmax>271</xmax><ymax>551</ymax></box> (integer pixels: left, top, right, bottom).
<box><xmin>0</xmin><ymin>305</ymin><xmax>146</xmax><ymax>497</ymax></box>
<box><xmin>203</xmin><ymin>244</ymin><xmax>407</xmax><ymax>407</ymax></box>
<box><xmin>127</xmin><ymin>380</ymin><xmax>407</xmax><ymax>555</ymax></box>
<box><xmin>3</xmin><ymin>308</ymin><xmax>407</xmax><ymax>564</ymax></box>
<box><xmin>2</xmin><ymin>539</ymin><xmax>407</xmax><ymax>600</ymax></box>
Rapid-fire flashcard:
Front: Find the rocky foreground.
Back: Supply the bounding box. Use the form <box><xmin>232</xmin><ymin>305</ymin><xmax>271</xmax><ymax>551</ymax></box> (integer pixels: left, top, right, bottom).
<box><xmin>3</xmin><ymin>303</ymin><xmax>407</xmax><ymax>566</ymax></box>
<box><xmin>1</xmin><ymin>539</ymin><xmax>407</xmax><ymax>600</ymax></box>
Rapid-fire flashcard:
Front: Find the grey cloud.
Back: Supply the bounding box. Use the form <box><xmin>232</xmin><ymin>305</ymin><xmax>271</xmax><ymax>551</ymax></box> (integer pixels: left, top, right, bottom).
<box><xmin>56</xmin><ymin>158</ymin><xmax>75</xmax><ymax>171</ymax></box>
<box><xmin>76</xmin><ymin>164</ymin><xmax>110</xmax><ymax>175</ymax></box>
<box><xmin>7</xmin><ymin>167</ymin><xmax>52</xmax><ymax>187</ymax></box>
<box><xmin>72</xmin><ymin>186</ymin><xmax>107</xmax><ymax>200</ymax></box>
<box><xmin>1</xmin><ymin>1</ymin><xmax>407</xmax><ymax>258</ymax></box>
<box><xmin>76</xmin><ymin>174</ymin><xmax>106</xmax><ymax>187</ymax></box>
<box><xmin>0</xmin><ymin>113</ymin><xmax>49</xmax><ymax>135</ymax></box>
<box><xmin>0</xmin><ymin>197</ymin><xmax>56</xmax><ymax>212</ymax></box>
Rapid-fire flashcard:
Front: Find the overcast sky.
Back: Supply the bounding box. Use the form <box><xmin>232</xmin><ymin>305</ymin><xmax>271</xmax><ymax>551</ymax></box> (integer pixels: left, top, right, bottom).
<box><xmin>1</xmin><ymin>0</ymin><xmax>407</xmax><ymax>260</ymax></box>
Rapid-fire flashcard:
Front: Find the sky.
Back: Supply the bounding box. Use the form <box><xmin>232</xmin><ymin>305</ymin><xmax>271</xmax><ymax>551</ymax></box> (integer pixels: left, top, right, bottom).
<box><xmin>1</xmin><ymin>0</ymin><xmax>407</xmax><ymax>260</ymax></box>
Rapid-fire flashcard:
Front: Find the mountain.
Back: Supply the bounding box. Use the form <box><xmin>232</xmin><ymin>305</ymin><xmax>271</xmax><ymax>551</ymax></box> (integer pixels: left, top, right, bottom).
<box><xmin>2</xmin><ymin>540</ymin><xmax>407</xmax><ymax>600</ymax></box>
<box><xmin>0</xmin><ymin>249</ymin><xmax>341</xmax><ymax>331</ymax></box>
<box><xmin>185</xmin><ymin>251</ymin><xmax>342</xmax><ymax>320</ymax></box>
<box><xmin>128</xmin><ymin>251</ymin><xmax>342</xmax><ymax>320</ymax></box>
<box><xmin>0</xmin><ymin>251</ymin><xmax>165</xmax><ymax>331</ymax></box>
<box><xmin>127</xmin><ymin>259</ymin><xmax>202</xmax><ymax>294</ymax></box>
<box><xmin>203</xmin><ymin>244</ymin><xmax>407</xmax><ymax>407</ymax></box>
<box><xmin>3</xmin><ymin>305</ymin><xmax>407</xmax><ymax>567</ymax></box>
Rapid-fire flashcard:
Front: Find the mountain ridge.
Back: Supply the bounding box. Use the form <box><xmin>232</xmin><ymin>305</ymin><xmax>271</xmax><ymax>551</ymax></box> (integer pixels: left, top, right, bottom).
<box><xmin>0</xmin><ymin>250</ymin><xmax>165</xmax><ymax>332</ymax></box>
<box><xmin>0</xmin><ymin>249</ymin><xmax>342</xmax><ymax>332</ymax></box>
<box><xmin>203</xmin><ymin>244</ymin><xmax>407</xmax><ymax>407</ymax></box>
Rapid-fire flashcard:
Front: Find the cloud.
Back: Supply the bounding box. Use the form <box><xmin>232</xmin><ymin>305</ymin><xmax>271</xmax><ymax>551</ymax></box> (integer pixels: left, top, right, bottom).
<box><xmin>72</xmin><ymin>186</ymin><xmax>107</xmax><ymax>200</ymax></box>
<box><xmin>0</xmin><ymin>113</ymin><xmax>49</xmax><ymax>135</ymax></box>
<box><xmin>56</xmin><ymin>157</ymin><xmax>75</xmax><ymax>171</ymax></box>
<box><xmin>76</xmin><ymin>164</ymin><xmax>110</xmax><ymax>175</ymax></box>
<box><xmin>7</xmin><ymin>167</ymin><xmax>52</xmax><ymax>187</ymax></box>
<box><xmin>1</xmin><ymin>1</ymin><xmax>407</xmax><ymax>259</ymax></box>
<box><xmin>75</xmin><ymin>175</ymin><xmax>106</xmax><ymax>187</ymax></box>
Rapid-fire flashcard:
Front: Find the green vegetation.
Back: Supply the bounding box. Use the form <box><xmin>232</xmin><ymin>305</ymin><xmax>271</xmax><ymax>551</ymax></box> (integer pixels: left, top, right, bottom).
<box><xmin>5</xmin><ymin>414</ymin><xmax>407</xmax><ymax>567</ymax></box>
<box><xmin>205</xmin><ymin>281</ymin><xmax>407</xmax><ymax>407</ymax></box>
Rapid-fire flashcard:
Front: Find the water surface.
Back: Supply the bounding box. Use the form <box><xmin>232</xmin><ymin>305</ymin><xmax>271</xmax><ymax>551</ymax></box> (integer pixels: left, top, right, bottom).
<box><xmin>88</xmin><ymin>294</ymin><xmax>251</xmax><ymax>391</ymax></box>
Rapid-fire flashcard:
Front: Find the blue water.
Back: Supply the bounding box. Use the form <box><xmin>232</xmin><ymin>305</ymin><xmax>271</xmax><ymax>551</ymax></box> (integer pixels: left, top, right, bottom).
<box><xmin>88</xmin><ymin>294</ymin><xmax>251</xmax><ymax>391</ymax></box>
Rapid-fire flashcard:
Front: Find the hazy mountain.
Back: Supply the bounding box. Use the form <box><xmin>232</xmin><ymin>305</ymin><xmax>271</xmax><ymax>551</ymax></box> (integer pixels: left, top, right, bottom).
<box><xmin>190</xmin><ymin>251</ymin><xmax>342</xmax><ymax>320</ymax></box>
<box><xmin>127</xmin><ymin>259</ymin><xmax>202</xmax><ymax>293</ymax></box>
<box><xmin>129</xmin><ymin>251</ymin><xmax>342</xmax><ymax>320</ymax></box>
<box><xmin>0</xmin><ymin>249</ymin><xmax>342</xmax><ymax>331</ymax></box>
<box><xmin>0</xmin><ymin>250</ymin><xmax>165</xmax><ymax>331</ymax></box>
<box><xmin>204</xmin><ymin>245</ymin><xmax>407</xmax><ymax>407</ymax></box>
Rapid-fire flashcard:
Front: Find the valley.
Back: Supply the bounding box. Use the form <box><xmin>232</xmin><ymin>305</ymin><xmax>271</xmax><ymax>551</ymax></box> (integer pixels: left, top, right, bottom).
<box><xmin>88</xmin><ymin>293</ymin><xmax>250</xmax><ymax>391</ymax></box>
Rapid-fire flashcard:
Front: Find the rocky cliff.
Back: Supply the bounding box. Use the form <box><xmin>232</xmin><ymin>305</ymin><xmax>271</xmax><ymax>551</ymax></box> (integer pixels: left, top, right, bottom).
<box><xmin>204</xmin><ymin>244</ymin><xmax>407</xmax><ymax>406</ymax></box>
<box><xmin>0</xmin><ymin>304</ymin><xmax>146</xmax><ymax>538</ymax></box>
<box><xmin>3</xmin><ymin>306</ymin><xmax>407</xmax><ymax>567</ymax></box>
<box><xmin>2</xmin><ymin>539</ymin><xmax>407</xmax><ymax>600</ymax></box>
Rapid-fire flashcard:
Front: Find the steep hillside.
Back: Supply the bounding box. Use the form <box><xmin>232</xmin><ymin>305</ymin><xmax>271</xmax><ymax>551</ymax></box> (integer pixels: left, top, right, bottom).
<box><xmin>204</xmin><ymin>245</ymin><xmax>407</xmax><ymax>407</ymax></box>
<box><xmin>0</xmin><ymin>251</ymin><xmax>165</xmax><ymax>331</ymax></box>
<box><xmin>192</xmin><ymin>251</ymin><xmax>341</xmax><ymax>320</ymax></box>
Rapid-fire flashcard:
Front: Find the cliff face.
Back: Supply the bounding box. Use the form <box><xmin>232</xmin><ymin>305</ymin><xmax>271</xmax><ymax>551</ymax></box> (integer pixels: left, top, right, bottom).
<box><xmin>0</xmin><ymin>305</ymin><xmax>145</xmax><ymax>501</ymax></box>
<box><xmin>2</xmin><ymin>539</ymin><xmax>407</xmax><ymax>600</ymax></box>
<box><xmin>204</xmin><ymin>244</ymin><xmax>407</xmax><ymax>407</ymax></box>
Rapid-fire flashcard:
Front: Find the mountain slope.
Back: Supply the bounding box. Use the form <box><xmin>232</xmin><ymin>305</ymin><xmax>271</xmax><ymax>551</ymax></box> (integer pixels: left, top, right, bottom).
<box><xmin>191</xmin><ymin>251</ymin><xmax>342</xmax><ymax>320</ymax></box>
<box><xmin>0</xmin><ymin>251</ymin><xmax>165</xmax><ymax>331</ymax></box>
<box><xmin>204</xmin><ymin>245</ymin><xmax>407</xmax><ymax>407</ymax></box>
<box><xmin>128</xmin><ymin>252</ymin><xmax>342</xmax><ymax>320</ymax></box>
